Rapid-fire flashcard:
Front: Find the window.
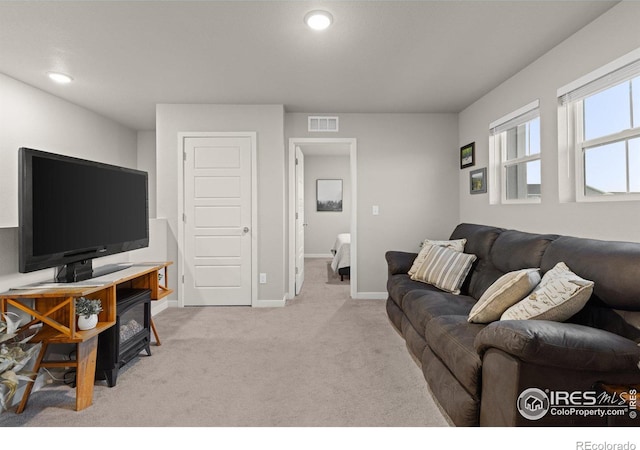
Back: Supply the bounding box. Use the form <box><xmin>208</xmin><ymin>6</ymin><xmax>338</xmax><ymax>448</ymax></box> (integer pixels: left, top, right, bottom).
<box><xmin>489</xmin><ymin>100</ymin><xmax>541</xmax><ymax>204</ymax></box>
<box><xmin>558</xmin><ymin>49</ymin><xmax>640</xmax><ymax>201</ymax></box>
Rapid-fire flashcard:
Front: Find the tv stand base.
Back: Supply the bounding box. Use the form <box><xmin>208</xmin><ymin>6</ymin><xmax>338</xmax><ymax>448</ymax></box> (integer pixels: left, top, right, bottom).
<box><xmin>56</xmin><ymin>259</ymin><xmax>93</xmax><ymax>283</ymax></box>
<box><xmin>56</xmin><ymin>262</ymin><xmax>133</xmax><ymax>283</ymax></box>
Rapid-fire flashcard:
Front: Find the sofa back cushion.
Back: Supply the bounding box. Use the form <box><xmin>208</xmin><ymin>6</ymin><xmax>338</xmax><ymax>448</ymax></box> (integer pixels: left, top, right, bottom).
<box><xmin>449</xmin><ymin>223</ymin><xmax>503</xmax><ymax>299</ymax></box>
<box><xmin>445</xmin><ymin>223</ymin><xmax>640</xmax><ymax>341</ymax></box>
<box><xmin>542</xmin><ymin>236</ymin><xmax>640</xmax><ymax>311</ymax></box>
<box><xmin>450</xmin><ymin>224</ymin><xmax>556</xmax><ymax>301</ymax></box>
<box><xmin>570</xmin><ymin>305</ymin><xmax>640</xmax><ymax>343</ymax></box>
<box><xmin>490</xmin><ymin>230</ymin><xmax>557</xmax><ymax>273</ymax></box>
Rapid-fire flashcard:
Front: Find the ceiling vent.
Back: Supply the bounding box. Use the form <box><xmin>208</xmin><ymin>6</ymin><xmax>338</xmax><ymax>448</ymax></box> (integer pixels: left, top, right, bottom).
<box><xmin>308</xmin><ymin>116</ymin><xmax>339</xmax><ymax>132</ymax></box>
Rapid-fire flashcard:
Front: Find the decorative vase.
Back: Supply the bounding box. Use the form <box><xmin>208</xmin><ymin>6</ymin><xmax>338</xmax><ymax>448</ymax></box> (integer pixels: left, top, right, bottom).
<box><xmin>78</xmin><ymin>314</ymin><xmax>98</xmax><ymax>331</ymax></box>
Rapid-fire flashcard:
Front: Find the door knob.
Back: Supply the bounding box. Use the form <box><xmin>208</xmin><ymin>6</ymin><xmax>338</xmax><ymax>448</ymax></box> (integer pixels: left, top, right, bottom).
<box><xmin>243</xmin><ymin>227</ymin><xmax>250</xmax><ymax>233</ymax></box>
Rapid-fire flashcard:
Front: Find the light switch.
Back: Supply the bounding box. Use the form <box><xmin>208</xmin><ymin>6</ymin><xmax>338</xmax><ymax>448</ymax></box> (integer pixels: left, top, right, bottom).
<box><xmin>372</xmin><ymin>205</ymin><xmax>379</xmax><ymax>215</ymax></box>
<box><xmin>259</xmin><ymin>273</ymin><xmax>267</xmax><ymax>284</ymax></box>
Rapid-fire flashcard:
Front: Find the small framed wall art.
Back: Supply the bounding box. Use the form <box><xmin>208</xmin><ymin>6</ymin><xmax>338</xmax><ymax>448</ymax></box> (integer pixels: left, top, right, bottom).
<box><xmin>470</xmin><ymin>168</ymin><xmax>487</xmax><ymax>194</ymax></box>
<box><xmin>316</xmin><ymin>179</ymin><xmax>343</xmax><ymax>211</ymax></box>
<box><xmin>460</xmin><ymin>142</ymin><xmax>475</xmax><ymax>169</ymax></box>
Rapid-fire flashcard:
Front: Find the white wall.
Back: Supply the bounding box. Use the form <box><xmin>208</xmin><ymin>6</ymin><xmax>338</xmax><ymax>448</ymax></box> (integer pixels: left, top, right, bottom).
<box><xmin>285</xmin><ymin>113</ymin><xmax>459</xmax><ymax>294</ymax></box>
<box><xmin>137</xmin><ymin>130</ymin><xmax>157</xmax><ymax>219</ymax></box>
<box><xmin>0</xmin><ymin>73</ymin><xmax>138</xmax><ymax>228</ymax></box>
<box><xmin>0</xmin><ymin>73</ymin><xmax>140</xmax><ymax>292</ymax></box>
<box><xmin>458</xmin><ymin>1</ymin><xmax>640</xmax><ymax>242</ymax></box>
<box><xmin>156</xmin><ymin>104</ymin><xmax>286</xmax><ymax>304</ymax></box>
<box><xmin>304</xmin><ymin>155</ymin><xmax>351</xmax><ymax>256</ymax></box>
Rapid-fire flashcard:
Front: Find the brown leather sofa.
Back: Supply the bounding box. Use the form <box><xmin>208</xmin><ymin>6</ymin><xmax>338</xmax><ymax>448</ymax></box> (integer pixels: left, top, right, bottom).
<box><xmin>386</xmin><ymin>223</ymin><xmax>640</xmax><ymax>426</ymax></box>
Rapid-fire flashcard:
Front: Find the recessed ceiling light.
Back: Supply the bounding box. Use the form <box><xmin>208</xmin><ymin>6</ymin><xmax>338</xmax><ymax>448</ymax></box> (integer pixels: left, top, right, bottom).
<box><xmin>305</xmin><ymin>10</ymin><xmax>333</xmax><ymax>31</ymax></box>
<box><xmin>47</xmin><ymin>72</ymin><xmax>73</xmax><ymax>84</ymax></box>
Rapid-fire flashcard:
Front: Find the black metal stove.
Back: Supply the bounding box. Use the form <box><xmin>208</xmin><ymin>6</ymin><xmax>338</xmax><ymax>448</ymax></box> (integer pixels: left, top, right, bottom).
<box><xmin>96</xmin><ymin>288</ymin><xmax>151</xmax><ymax>387</ymax></box>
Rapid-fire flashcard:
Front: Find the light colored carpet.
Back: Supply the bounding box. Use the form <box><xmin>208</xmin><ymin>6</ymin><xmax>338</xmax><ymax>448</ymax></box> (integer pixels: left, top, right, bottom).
<box><xmin>0</xmin><ymin>258</ymin><xmax>448</xmax><ymax>427</ymax></box>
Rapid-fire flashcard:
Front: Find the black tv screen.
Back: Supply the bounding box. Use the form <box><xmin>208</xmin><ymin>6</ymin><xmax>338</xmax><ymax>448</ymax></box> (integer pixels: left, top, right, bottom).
<box><xmin>19</xmin><ymin>148</ymin><xmax>149</xmax><ymax>278</ymax></box>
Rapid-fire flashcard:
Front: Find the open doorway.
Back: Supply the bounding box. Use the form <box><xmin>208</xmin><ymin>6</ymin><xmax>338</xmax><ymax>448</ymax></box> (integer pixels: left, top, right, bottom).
<box><xmin>287</xmin><ymin>138</ymin><xmax>357</xmax><ymax>300</ymax></box>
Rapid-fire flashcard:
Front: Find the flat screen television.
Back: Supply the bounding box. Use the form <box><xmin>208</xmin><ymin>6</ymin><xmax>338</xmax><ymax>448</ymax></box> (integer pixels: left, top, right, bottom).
<box><xmin>19</xmin><ymin>147</ymin><xmax>149</xmax><ymax>282</ymax></box>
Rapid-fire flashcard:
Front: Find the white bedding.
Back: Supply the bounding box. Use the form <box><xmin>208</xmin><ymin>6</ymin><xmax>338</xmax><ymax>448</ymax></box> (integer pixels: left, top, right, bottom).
<box><xmin>331</xmin><ymin>233</ymin><xmax>351</xmax><ymax>272</ymax></box>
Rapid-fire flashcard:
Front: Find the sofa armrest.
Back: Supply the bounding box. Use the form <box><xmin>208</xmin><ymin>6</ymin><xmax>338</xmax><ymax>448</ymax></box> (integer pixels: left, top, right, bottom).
<box><xmin>475</xmin><ymin>320</ymin><xmax>640</xmax><ymax>372</ymax></box>
<box><xmin>385</xmin><ymin>251</ymin><xmax>418</xmax><ymax>275</ymax></box>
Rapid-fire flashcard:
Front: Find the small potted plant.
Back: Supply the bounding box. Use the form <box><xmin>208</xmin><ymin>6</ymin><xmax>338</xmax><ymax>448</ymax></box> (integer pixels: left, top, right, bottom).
<box><xmin>75</xmin><ymin>297</ymin><xmax>103</xmax><ymax>331</ymax></box>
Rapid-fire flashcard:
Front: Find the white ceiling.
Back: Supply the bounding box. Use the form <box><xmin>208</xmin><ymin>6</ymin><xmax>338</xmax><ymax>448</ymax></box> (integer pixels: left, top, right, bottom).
<box><xmin>0</xmin><ymin>1</ymin><xmax>619</xmax><ymax>131</ymax></box>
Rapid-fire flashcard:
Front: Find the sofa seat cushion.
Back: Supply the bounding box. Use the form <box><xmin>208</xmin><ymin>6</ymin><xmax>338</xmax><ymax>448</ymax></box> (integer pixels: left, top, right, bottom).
<box><xmin>387</xmin><ymin>274</ymin><xmax>441</xmax><ymax>309</ymax></box>
<box><xmin>425</xmin><ymin>315</ymin><xmax>487</xmax><ymax>399</ymax></box>
<box><xmin>422</xmin><ymin>345</ymin><xmax>480</xmax><ymax>426</ymax></box>
<box><xmin>402</xmin><ymin>290</ymin><xmax>476</xmax><ymax>338</ymax></box>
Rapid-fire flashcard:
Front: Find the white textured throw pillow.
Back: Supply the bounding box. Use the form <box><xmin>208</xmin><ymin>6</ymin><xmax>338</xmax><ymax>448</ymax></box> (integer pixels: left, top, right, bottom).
<box><xmin>500</xmin><ymin>262</ymin><xmax>594</xmax><ymax>322</ymax></box>
<box><xmin>408</xmin><ymin>238</ymin><xmax>467</xmax><ymax>276</ymax></box>
<box><xmin>410</xmin><ymin>243</ymin><xmax>476</xmax><ymax>295</ymax></box>
<box><xmin>467</xmin><ymin>268</ymin><xmax>541</xmax><ymax>324</ymax></box>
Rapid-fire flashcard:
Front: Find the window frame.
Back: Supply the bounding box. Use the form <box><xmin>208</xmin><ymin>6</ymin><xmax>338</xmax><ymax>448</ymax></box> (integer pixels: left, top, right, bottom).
<box><xmin>558</xmin><ymin>47</ymin><xmax>640</xmax><ymax>203</ymax></box>
<box><xmin>489</xmin><ymin>100</ymin><xmax>542</xmax><ymax>205</ymax></box>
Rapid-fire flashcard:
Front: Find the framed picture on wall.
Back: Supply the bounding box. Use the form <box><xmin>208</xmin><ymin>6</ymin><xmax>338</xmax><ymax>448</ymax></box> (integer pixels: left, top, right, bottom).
<box><xmin>317</xmin><ymin>179</ymin><xmax>343</xmax><ymax>211</ymax></box>
<box><xmin>470</xmin><ymin>168</ymin><xmax>487</xmax><ymax>194</ymax></box>
<box><xmin>460</xmin><ymin>142</ymin><xmax>475</xmax><ymax>169</ymax></box>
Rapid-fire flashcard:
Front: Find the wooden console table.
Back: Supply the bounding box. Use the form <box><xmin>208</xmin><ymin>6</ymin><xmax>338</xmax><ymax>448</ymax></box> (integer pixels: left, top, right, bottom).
<box><xmin>0</xmin><ymin>261</ymin><xmax>172</xmax><ymax>413</ymax></box>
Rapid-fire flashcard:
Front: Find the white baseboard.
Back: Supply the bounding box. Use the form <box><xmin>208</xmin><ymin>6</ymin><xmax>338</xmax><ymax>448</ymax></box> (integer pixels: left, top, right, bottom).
<box><xmin>155</xmin><ymin>293</ymin><xmax>383</xmax><ymax>307</ymax></box>
<box><xmin>354</xmin><ymin>292</ymin><xmax>387</xmax><ymax>300</ymax></box>
<box><xmin>153</xmin><ymin>298</ymin><xmax>285</xmax><ymax>309</ymax></box>
<box><xmin>151</xmin><ymin>298</ymin><xmax>170</xmax><ymax>316</ymax></box>
<box><xmin>304</xmin><ymin>253</ymin><xmax>333</xmax><ymax>258</ymax></box>
<box><xmin>253</xmin><ymin>296</ymin><xmax>287</xmax><ymax>308</ymax></box>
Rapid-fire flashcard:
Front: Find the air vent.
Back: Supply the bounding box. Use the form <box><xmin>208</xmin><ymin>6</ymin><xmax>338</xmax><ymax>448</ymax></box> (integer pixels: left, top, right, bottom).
<box><xmin>308</xmin><ymin>116</ymin><xmax>339</xmax><ymax>132</ymax></box>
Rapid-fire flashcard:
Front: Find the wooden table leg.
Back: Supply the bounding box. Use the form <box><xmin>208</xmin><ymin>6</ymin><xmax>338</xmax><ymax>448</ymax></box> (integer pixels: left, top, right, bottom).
<box><xmin>74</xmin><ymin>336</ymin><xmax>98</xmax><ymax>411</ymax></box>
<box><xmin>150</xmin><ymin>318</ymin><xmax>161</xmax><ymax>346</ymax></box>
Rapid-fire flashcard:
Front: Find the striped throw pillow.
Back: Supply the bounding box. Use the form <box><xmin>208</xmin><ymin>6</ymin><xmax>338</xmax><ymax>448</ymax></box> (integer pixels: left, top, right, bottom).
<box><xmin>410</xmin><ymin>243</ymin><xmax>477</xmax><ymax>295</ymax></box>
<box><xmin>408</xmin><ymin>238</ymin><xmax>467</xmax><ymax>277</ymax></box>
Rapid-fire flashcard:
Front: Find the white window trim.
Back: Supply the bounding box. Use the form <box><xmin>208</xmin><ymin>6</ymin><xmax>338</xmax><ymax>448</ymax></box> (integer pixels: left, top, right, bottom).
<box><xmin>558</xmin><ymin>46</ymin><xmax>640</xmax><ymax>203</ymax></box>
<box><xmin>489</xmin><ymin>99</ymin><xmax>541</xmax><ymax>205</ymax></box>
<box><xmin>558</xmin><ymin>46</ymin><xmax>640</xmax><ymax>100</ymax></box>
<box><xmin>575</xmin><ymin>129</ymin><xmax>640</xmax><ymax>203</ymax></box>
<box><xmin>489</xmin><ymin>100</ymin><xmax>540</xmax><ymax>131</ymax></box>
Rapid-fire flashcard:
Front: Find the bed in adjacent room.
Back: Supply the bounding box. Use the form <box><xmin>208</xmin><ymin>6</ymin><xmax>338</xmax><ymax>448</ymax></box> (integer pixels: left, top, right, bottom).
<box><xmin>330</xmin><ymin>233</ymin><xmax>351</xmax><ymax>281</ymax></box>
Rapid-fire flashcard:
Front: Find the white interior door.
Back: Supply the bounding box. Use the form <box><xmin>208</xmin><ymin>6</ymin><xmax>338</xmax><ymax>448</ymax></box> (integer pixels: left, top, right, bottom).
<box><xmin>183</xmin><ymin>136</ymin><xmax>252</xmax><ymax>306</ymax></box>
<box><xmin>295</xmin><ymin>146</ymin><xmax>305</xmax><ymax>295</ymax></box>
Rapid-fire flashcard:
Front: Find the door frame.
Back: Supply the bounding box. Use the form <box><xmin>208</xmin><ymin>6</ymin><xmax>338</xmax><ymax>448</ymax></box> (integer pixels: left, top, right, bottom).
<box><xmin>177</xmin><ymin>131</ymin><xmax>258</xmax><ymax>307</ymax></box>
<box><xmin>287</xmin><ymin>137</ymin><xmax>357</xmax><ymax>300</ymax></box>
<box><xmin>294</xmin><ymin>145</ymin><xmax>305</xmax><ymax>295</ymax></box>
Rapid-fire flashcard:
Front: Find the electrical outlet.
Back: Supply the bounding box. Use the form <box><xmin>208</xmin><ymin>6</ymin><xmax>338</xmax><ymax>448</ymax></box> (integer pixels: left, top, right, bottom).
<box><xmin>259</xmin><ymin>273</ymin><xmax>267</xmax><ymax>284</ymax></box>
<box><xmin>372</xmin><ymin>205</ymin><xmax>379</xmax><ymax>215</ymax></box>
